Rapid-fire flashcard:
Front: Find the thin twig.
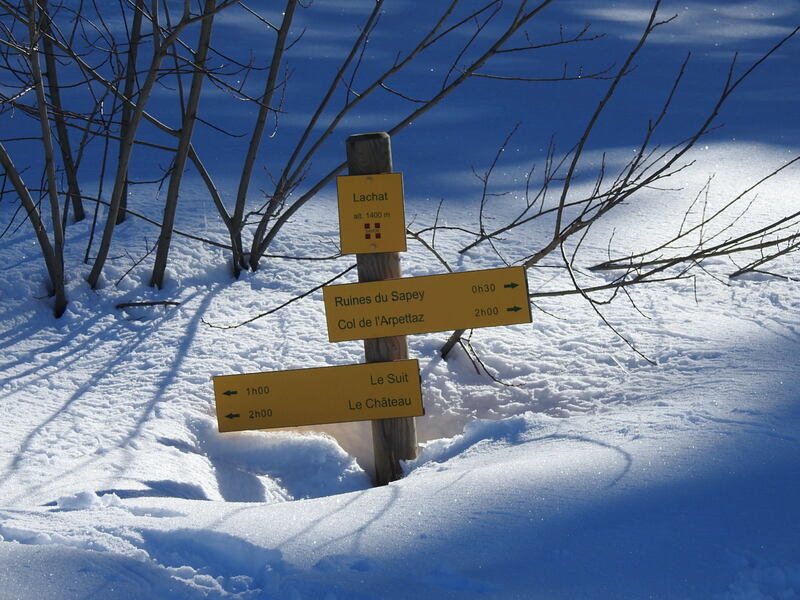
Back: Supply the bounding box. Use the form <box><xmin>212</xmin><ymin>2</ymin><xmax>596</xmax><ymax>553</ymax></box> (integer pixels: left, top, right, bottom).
<box><xmin>203</xmin><ymin>264</ymin><xmax>357</xmax><ymax>329</ymax></box>
<box><xmin>115</xmin><ymin>300</ymin><xmax>180</xmax><ymax>309</ymax></box>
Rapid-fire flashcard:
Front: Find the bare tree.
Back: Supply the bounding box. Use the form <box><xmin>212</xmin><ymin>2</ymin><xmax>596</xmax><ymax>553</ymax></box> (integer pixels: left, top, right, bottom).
<box><xmin>0</xmin><ymin>0</ymin><xmax>67</xmax><ymax>315</ymax></box>
<box><xmin>85</xmin><ymin>0</ymin><xmax>242</xmax><ymax>289</ymax></box>
<box><xmin>150</xmin><ymin>0</ymin><xmax>218</xmax><ymax>289</ymax></box>
<box><xmin>2</xmin><ymin>0</ymin><xmax>616</xmax><ymax>305</ymax></box>
<box><xmin>590</xmin><ymin>155</ymin><xmax>800</xmax><ymax>280</ymax></box>
<box><xmin>40</xmin><ymin>0</ymin><xmax>83</xmax><ymax>223</ymax></box>
<box><xmin>1</xmin><ymin>0</ymin><xmax>795</xmax><ymax>323</ymax></box>
<box><xmin>438</xmin><ymin>5</ymin><xmax>799</xmax><ymax>357</ymax></box>
<box><xmin>0</xmin><ymin>144</ymin><xmax>67</xmax><ymax>315</ymax></box>
<box><xmin>242</xmin><ymin>0</ymin><xmax>616</xmax><ymax>273</ymax></box>
<box><xmin>115</xmin><ymin>0</ymin><xmax>146</xmax><ymax>226</ymax></box>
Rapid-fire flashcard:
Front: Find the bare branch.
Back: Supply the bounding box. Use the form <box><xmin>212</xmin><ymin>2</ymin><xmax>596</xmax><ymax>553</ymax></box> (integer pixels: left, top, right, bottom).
<box><xmin>203</xmin><ymin>264</ymin><xmax>357</xmax><ymax>329</ymax></box>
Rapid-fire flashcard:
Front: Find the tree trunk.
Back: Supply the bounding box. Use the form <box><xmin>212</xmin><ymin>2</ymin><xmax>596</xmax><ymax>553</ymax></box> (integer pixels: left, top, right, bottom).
<box><xmin>41</xmin><ymin>0</ymin><xmax>84</xmax><ymax>223</ymax></box>
<box><xmin>150</xmin><ymin>0</ymin><xmax>216</xmax><ymax>289</ymax></box>
<box><xmin>347</xmin><ymin>132</ymin><xmax>417</xmax><ymax>485</ymax></box>
<box><xmin>116</xmin><ymin>0</ymin><xmax>145</xmax><ymax>225</ymax></box>
<box><xmin>25</xmin><ymin>0</ymin><xmax>67</xmax><ymax>316</ymax></box>
<box><xmin>0</xmin><ymin>143</ymin><xmax>66</xmax><ymax>317</ymax></box>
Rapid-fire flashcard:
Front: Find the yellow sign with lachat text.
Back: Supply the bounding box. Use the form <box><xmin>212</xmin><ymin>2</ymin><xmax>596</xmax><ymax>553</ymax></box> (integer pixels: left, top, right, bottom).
<box><xmin>337</xmin><ymin>173</ymin><xmax>406</xmax><ymax>254</ymax></box>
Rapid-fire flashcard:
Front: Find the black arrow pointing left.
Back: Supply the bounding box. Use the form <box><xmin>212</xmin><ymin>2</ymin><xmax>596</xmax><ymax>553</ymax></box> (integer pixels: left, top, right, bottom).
<box><xmin>223</xmin><ymin>390</ymin><xmax>238</xmax><ymax>396</ymax></box>
<box><xmin>225</xmin><ymin>413</ymin><xmax>240</xmax><ymax>419</ymax></box>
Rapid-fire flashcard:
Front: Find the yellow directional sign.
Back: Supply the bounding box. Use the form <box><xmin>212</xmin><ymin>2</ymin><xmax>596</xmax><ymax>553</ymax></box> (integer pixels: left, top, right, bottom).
<box><xmin>213</xmin><ymin>359</ymin><xmax>423</xmax><ymax>432</ymax></box>
<box><xmin>337</xmin><ymin>173</ymin><xmax>406</xmax><ymax>254</ymax></box>
<box><xmin>323</xmin><ymin>266</ymin><xmax>531</xmax><ymax>342</ymax></box>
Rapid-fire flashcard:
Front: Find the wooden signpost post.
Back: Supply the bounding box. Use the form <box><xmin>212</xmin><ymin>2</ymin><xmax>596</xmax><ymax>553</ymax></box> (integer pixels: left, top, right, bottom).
<box><xmin>211</xmin><ymin>131</ymin><xmax>533</xmax><ymax>488</ymax></box>
<box><xmin>345</xmin><ymin>133</ymin><xmax>416</xmax><ymax>486</ymax></box>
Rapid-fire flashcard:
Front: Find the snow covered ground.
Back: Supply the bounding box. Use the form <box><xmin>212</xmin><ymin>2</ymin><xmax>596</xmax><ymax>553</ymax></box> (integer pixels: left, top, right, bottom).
<box><xmin>2</xmin><ymin>1</ymin><xmax>800</xmax><ymax>599</ymax></box>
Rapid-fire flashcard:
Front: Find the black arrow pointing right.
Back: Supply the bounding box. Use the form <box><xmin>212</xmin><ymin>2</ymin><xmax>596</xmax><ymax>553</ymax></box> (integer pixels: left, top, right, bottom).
<box><xmin>504</xmin><ymin>282</ymin><xmax>519</xmax><ymax>289</ymax></box>
<box><xmin>506</xmin><ymin>306</ymin><xmax>522</xmax><ymax>312</ymax></box>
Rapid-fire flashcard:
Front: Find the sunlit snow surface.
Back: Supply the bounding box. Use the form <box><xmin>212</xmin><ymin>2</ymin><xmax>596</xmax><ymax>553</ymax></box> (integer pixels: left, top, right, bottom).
<box><xmin>1</xmin><ymin>1</ymin><xmax>800</xmax><ymax>598</ymax></box>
